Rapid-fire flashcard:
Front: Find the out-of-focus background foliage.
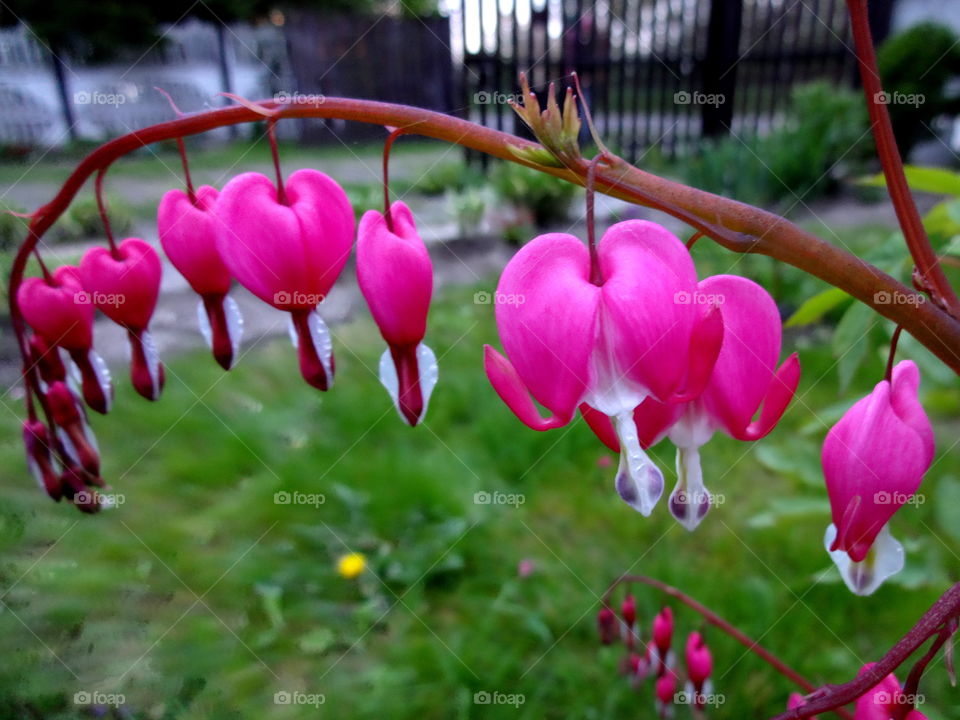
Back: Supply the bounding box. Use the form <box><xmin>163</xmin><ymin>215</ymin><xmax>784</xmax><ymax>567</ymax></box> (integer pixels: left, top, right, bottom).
<box><xmin>1</xmin><ymin>0</ymin><xmax>960</xmax><ymax>718</ymax></box>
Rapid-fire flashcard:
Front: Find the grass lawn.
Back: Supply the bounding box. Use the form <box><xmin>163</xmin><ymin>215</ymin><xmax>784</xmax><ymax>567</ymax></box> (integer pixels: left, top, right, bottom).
<box><xmin>0</xmin><ymin>264</ymin><xmax>958</xmax><ymax>719</ymax></box>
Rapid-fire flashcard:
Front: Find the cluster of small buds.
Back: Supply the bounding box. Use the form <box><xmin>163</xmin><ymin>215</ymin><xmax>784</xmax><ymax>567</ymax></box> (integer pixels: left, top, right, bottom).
<box><xmin>597</xmin><ymin>595</ymin><xmax>713</xmax><ymax>718</ymax></box>
<box><xmin>16</xmin><ymin>234</ymin><xmax>164</xmax><ymax>512</ymax></box>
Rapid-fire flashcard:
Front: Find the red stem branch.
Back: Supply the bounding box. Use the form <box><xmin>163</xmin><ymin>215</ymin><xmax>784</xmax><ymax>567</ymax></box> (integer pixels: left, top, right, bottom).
<box><xmin>846</xmin><ymin>0</ymin><xmax>960</xmax><ymax>316</ymax></box>
<box><xmin>770</xmin><ymin>583</ymin><xmax>960</xmax><ymax>719</ymax></box>
<box><xmin>9</xmin><ymin>96</ymin><xmax>960</xmax><ymax>382</ymax></box>
<box><xmin>94</xmin><ymin>166</ymin><xmax>118</xmax><ymax>256</ymax></box>
<box><xmin>382</xmin><ymin>126</ymin><xmax>406</xmax><ymax>232</ymax></box>
<box><xmin>176</xmin><ymin>137</ymin><xmax>196</xmax><ymax>204</ymax></box>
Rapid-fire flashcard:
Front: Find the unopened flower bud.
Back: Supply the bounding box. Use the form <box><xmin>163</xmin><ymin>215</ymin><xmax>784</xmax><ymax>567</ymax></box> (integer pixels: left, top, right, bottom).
<box><xmin>597</xmin><ymin>606</ymin><xmax>617</xmax><ymax>645</ymax></box>
<box><xmin>622</xmin><ymin>593</ymin><xmax>637</xmax><ymax>628</ymax></box>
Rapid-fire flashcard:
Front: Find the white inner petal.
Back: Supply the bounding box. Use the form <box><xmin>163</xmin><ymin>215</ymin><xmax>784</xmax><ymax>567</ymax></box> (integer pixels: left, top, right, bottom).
<box><xmin>670</xmin><ymin>445</ymin><xmax>711</xmax><ymax>532</ymax></box>
<box><xmin>140</xmin><ymin>330</ymin><xmax>163</xmax><ymax>401</ymax></box>
<box><xmin>26</xmin><ymin>453</ymin><xmax>46</xmax><ymax>491</ymax></box>
<box><xmin>306</xmin><ymin>310</ymin><xmax>334</xmax><ymax>386</ymax></box>
<box><xmin>825</xmin><ymin>523</ymin><xmax>905</xmax><ymax>596</ymax></box>
<box><xmin>613</xmin><ymin>411</ymin><xmax>664</xmax><ymax>516</ymax></box>
<box><xmin>286</xmin><ymin>308</ymin><xmax>334</xmax><ymax>388</ymax></box>
<box><xmin>89</xmin><ymin>350</ymin><xmax>113</xmax><ymax>412</ymax></box>
<box><xmin>416</xmin><ymin>343</ymin><xmax>439</xmax><ymax>422</ymax></box>
<box><xmin>198</xmin><ymin>296</ymin><xmax>244</xmax><ymax>368</ymax></box>
<box><xmin>197</xmin><ymin>299</ymin><xmax>212</xmax><ymax>347</ymax></box>
<box><xmin>378</xmin><ymin>342</ymin><xmax>439</xmax><ymax>425</ymax></box>
<box><xmin>225</xmin><ymin>295</ymin><xmax>244</xmax><ymax>359</ymax></box>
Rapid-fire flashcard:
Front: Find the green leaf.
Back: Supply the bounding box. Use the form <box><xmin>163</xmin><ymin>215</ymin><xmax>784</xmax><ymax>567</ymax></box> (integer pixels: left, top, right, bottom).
<box><xmin>298</xmin><ymin>627</ymin><xmax>335</xmax><ymax>654</ymax></box>
<box><xmin>832</xmin><ymin>301</ymin><xmax>877</xmax><ymax>393</ymax></box>
<box><xmin>254</xmin><ymin>583</ymin><xmax>284</xmax><ymax>629</ymax></box>
<box><xmin>748</xmin><ymin>497</ymin><xmax>829</xmax><ymax>529</ymax></box>
<box><xmin>785</xmin><ymin>288</ymin><xmax>851</xmax><ymax>327</ymax></box>
<box><xmin>922</xmin><ymin>199</ymin><xmax>960</xmax><ymax>240</ymax></box>
<box><xmin>935</xmin><ymin>477</ymin><xmax>960</xmax><ymax>544</ymax></box>
<box><xmin>755</xmin><ymin>439</ymin><xmax>823</xmax><ymax>487</ymax></box>
<box><xmin>942</xmin><ymin>235</ymin><xmax>960</xmax><ymax>257</ymax></box>
<box><xmin>859</xmin><ymin>165</ymin><xmax>960</xmax><ymax>196</ymax></box>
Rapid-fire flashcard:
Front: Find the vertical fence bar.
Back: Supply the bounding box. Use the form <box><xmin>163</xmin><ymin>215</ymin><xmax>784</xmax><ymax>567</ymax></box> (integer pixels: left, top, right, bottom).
<box><xmin>701</xmin><ymin>0</ymin><xmax>742</xmax><ymax>138</ymax></box>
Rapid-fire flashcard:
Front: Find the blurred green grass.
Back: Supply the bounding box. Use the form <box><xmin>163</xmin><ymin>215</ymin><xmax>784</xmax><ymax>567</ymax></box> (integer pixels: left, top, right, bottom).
<box><xmin>0</xmin><ymin>273</ymin><xmax>958</xmax><ymax>719</ymax></box>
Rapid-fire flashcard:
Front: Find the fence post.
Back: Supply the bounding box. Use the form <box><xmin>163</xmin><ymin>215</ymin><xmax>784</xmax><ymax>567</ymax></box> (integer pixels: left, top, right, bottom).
<box><xmin>867</xmin><ymin>0</ymin><xmax>895</xmax><ymax>47</ymax></box>
<box><xmin>701</xmin><ymin>0</ymin><xmax>743</xmax><ymax>137</ymax></box>
<box><xmin>49</xmin><ymin>48</ymin><xmax>78</xmax><ymax>142</ymax></box>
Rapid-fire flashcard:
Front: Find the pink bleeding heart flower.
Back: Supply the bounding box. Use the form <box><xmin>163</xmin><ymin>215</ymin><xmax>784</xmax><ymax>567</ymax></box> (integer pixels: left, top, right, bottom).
<box><xmin>16</xmin><ymin>265</ymin><xmax>112</xmax><ymax>413</ymax></box>
<box><xmin>684</xmin><ymin>632</ymin><xmax>713</xmax><ymax>707</ymax></box>
<box><xmin>622</xmin><ymin>593</ymin><xmax>637</xmax><ymax>629</ymax></box>
<box><xmin>215</xmin><ymin>169</ymin><xmax>354</xmax><ymax>390</ymax></box>
<box><xmin>43</xmin><ymin>380</ymin><xmax>100</xmax><ymax>479</ymax></box>
<box><xmin>654</xmin><ymin>669</ymin><xmax>678</xmax><ymax>718</ymax></box>
<box><xmin>23</xmin><ymin>419</ymin><xmax>62</xmax><ymax>501</ymax></box>
<box><xmin>823</xmin><ymin>359</ymin><xmax>934</xmax><ymax>595</ymax></box>
<box><xmin>852</xmin><ymin>664</ymin><xmax>915</xmax><ymax>720</ymax></box>
<box><xmin>597</xmin><ymin>606</ymin><xmax>618</xmax><ymax>645</ymax></box>
<box><xmin>357</xmin><ymin>201</ymin><xmax>437</xmax><ymax>425</ymax></box>
<box><xmin>584</xmin><ymin>275</ymin><xmax>800</xmax><ymax>530</ymax></box>
<box><xmin>28</xmin><ymin>335</ymin><xmax>67</xmax><ymax>386</ymax></box>
<box><xmin>158</xmin><ymin>184</ymin><xmax>243</xmax><ymax>370</ymax></box>
<box><xmin>484</xmin><ymin>221</ymin><xmax>723</xmax><ymax>516</ymax></box>
<box><xmin>653</xmin><ymin>275</ymin><xmax>800</xmax><ymax>529</ymax></box>
<box><xmin>652</xmin><ymin>606</ymin><xmax>675</xmax><ymax>677</ymax></box>
<box><xmin>788</xmin><ymin>692</ymin><xmax>817</xmax><ymax>719</ymax></box>
<box><xmin>79</xmin><ymin>238</ymin><xmax>165</xmax><ymax>401</ymax></box>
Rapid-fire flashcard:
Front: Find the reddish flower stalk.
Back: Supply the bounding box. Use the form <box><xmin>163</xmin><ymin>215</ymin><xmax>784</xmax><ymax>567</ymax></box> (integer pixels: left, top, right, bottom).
<box><xmin>585</xmin><ymin>153</ymin><xmax>607</xmax><ymax>286</ymax></box>
<box><xmin>769</xmin><ymin>582</ymin><xmax>960</xmax><ymax>719</ymax></box>
<box><xmin>94</xmin><ymin>166</ymin><xmax>118</xmax><ymax>257</ymax></box>
<box><xmin>8</xmin><ymin>97</ymin><xmax>960</xmax><ymax>380</ymax></box>
<box><xmin>845</xmin><ymin>0</ymin><xmax>960</xmax><ymax>316</ymax></box>
<box><xmin>175</xmin><ymin>137</ymin><xmax>196</xmax><ymax>204</ymax></box>
<box><xmin>382</xmin><ymin>126</ymin><xmax>406</xmax><ymax>233</ymax></box>
<box><xmin>266</xmin><ymin>117</ymin><xmax>286</xmax><ymax>205</ymax></box>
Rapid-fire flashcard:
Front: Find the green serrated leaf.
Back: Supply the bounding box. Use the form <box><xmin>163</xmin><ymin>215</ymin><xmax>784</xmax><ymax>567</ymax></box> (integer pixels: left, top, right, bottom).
<box><xmin>785</xmin><ymin>287</ymin><xmax>851</xmax><ymax>327</ymax></box>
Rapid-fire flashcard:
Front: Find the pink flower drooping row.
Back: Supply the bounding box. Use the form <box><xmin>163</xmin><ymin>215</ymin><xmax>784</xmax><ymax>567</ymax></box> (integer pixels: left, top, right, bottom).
<box><xmin>599</xmin><ymin>596</ymin><xmax>714</xmax><ymax>717</ymax></box>
<box><xmin>17</xmin><ymin>168</ymin><xmax>436</xmax><ymax>511</ymax></box>
<box><xmin>14</xmin><ymin>152</ymin><xmax>936</xmax><ymax>597</ymax></box>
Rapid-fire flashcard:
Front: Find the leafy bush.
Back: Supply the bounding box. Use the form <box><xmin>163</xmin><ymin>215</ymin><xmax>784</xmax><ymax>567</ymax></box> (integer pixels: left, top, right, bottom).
<box><xmin>683</xmin><ymin>81</ymin><xmax>870</xmax><ymax>207</ymax></box>
<box><xmin>878</xmin><ymin>22</ymin><xmax>960</xmax><ymax>157</ymax></box>
<box><xmin>51</xmin><ymin>193</ymin><xmax>134</xmax><ymax>243</ymax></box>
<box><xmin>412</xmin><ymin>161</ymin><xmax>483</xmax><ymax>196</ymax></box>
<box><xmin>490</xmin><ymin>161</ymin><xmax>577</xmax><ymax>228</ymax></box>
<box><xmin>447</xmin><ymin>188</ymin><xmax>487</xmax><ymax>236</ymax></box>
<box><xmin>0</xmin><ymin>206</ymin><xmax>28</xmax><ymax>251</ymax></box>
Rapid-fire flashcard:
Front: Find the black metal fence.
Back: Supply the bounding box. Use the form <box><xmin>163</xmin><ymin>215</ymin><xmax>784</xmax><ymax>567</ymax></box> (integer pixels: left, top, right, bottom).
<box><xmin>457</xmin><ymin>0</ymin><xmax>895</xmax><ymax>161</ymax></box>
<box><xmin>286</xmin><ymin>12</ymin><xmax>455</xmax><ymax>144</ymax></box>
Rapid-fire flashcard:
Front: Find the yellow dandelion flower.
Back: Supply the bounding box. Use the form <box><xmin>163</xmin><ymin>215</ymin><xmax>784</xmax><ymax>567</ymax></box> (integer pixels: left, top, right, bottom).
<box><xmin>337</xmin><ymin>552</ymin><xmax>366</xmax><ymax>579</ymax></box>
